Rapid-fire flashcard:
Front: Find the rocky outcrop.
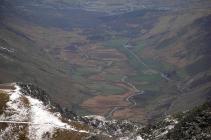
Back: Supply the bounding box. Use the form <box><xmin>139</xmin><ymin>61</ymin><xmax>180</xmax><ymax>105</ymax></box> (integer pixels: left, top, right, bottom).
<box><xmin>1</xmin><ymin>82</ymin><xmax>211</xmax><ymax>140</ymax></box>
<box><xmin>17</xmin><ymin>83</ymin><xmax>80</xmax><ymax>121</ymax></box>
<box><xmin>138</xmin><ymin>102</ymin><xmax>211</xmax><ymax>140</ymax></box>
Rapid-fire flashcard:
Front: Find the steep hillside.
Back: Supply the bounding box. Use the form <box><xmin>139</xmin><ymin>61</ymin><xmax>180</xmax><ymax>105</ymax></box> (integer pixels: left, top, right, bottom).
<box><xmin>0</xmin><ymin>22</ymin><xmax>91</xmax><ymax>110</ymax></box>
<box><xmin>129</xmin><ymin>9</ymin><xmax>211</xmax><ymax>116</ymax></box>
<box><xmin>138</xmin><ymin>102</ymin><xmax>211</xmax><ymax>140</ymax></box>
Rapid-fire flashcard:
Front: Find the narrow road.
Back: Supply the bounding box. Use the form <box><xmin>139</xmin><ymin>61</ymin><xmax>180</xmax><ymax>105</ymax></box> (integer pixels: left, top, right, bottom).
<box><xmin>106</xmin><ymin>90</ymin><xmax>144</xmax><ymax>119</ymax></box>
<box><xmin>106</xmin><ymin>107</ymin><xmax>122</xmax><ymax>119</ymax></box>
<box><xmin>0</xmin><ymin>120</ymin><xmax>70</xmax><ymax>130</ymax></box>
<box><xmin>126</xmin><ymin>90</ymin><xmax>144</xmax><ymax>107</ymax></box>
<box><xmin>105</xmin><ymin>44</ymin><xmax>190</xmax><ymax>119</ymax></box>
<box><xmin>105</xmin><ymin>76</ymin><xmax>144</xmax><ymax>119</ymax></box>
<box><xmin>123</xmin><ymin>45</ymin><xmax>150</xmax><ymax>70</ymax></box>
<box><xmin>105</xmin><ymin>44</ymin><xmax>173</xmax><ymax>119</ymax></box>
<box><xmin>124</xmin><ymin>45</ymin><xmax>172</xmax><ymax>82</ymax></box>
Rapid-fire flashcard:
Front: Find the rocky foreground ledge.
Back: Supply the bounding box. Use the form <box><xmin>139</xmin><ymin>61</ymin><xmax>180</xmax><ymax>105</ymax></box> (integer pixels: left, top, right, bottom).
<box><xmin>0</xmin><ymin>83</ymin><xmax>143</xmax><ymax>140</ymax></box>
<box><xmin>0</xmin><ymin>83</ymin><xmax>210</xmax><ymax>140</ymax></box>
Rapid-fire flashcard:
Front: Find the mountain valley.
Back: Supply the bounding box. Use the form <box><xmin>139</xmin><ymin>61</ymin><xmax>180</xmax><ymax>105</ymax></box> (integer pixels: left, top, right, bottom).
<box><xmin>0</xmin><ymin>0</ymin><xmax>211</xmax><ymax>139</ymax></box>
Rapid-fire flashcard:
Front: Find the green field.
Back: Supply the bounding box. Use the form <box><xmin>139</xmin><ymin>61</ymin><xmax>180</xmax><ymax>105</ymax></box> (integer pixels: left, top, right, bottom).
<box><xmin>85</xmin><ymin>82</ymin><xmax>126</xmax><ymax>96</ymax></box>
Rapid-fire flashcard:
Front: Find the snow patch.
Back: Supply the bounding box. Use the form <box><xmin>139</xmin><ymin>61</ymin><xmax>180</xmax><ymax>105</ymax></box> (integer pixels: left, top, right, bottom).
<box><xmin>165</xmin><ymin>116</ymin><xmax>178</xmax><ymax>124</ymax></box>
<box><xmin>84</xmin><ymin>115</ymin><xmax>106</xmax><ymax>122</ymax></box>
<box><xmin>0</xmin><ymin>85</ymin><xmax>29</xmax><ymax>122</ymax></box>
<box><xmin>0</xmin><ymin>85</ymin><xmax>29</xmax><ymax>139</ymax></box>
<box><xmin>0</xmin><ymin>47</ymin><xmax>15</xmax><ymax>53</ymax></box>
<box><xmin>0</xmin><ymin>84</ymin><xmax>90</xmax><ymax>140</ymax></box>
<box><xmin>26</xmin><ymin>95</ymin><xmax>71</xmax><ymax>139</ymax></box>
<box><xmin>119</xmin><ymin>137</ymin><xmax>130</xmax><ymax>140</ymax></box>
<box><xmin>119</xmin><ymin>136</ymin><xmax>144</xmax><ymax>140</ymax></box>
<box><xmin>166</xmin><ymin>125</ymin><xmax>175</xmax><ymax>130</ymax></box>
<box><xmin>136</xmin><ymin>136</ymin><xmax>144</xmax><ymax>140</ymax></box>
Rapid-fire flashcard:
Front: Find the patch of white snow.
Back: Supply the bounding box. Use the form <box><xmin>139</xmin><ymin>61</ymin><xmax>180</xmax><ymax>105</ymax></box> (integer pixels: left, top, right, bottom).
<box><xmin>0</xmin><ymin>84</ymin><xmax>90</xmax><ymax>140</ymax></box>
<box><xmin>136</xmin><ymin>136</ymin><xmax>144</xmax><ymax>140</ymax></box>
<box><xmin>26</xmin><ymin>95</ymin><xmax>71</xmax><ymax>139</ymax></box>
<box><xmin>0</xmin><ymin>47</ymin><xmax>15</xmax><ymax>53</ymax></box>
<box><xmin>84</xmin><ymin>115</ymin><xmax>106</xmax><ymax>122</ymax></box>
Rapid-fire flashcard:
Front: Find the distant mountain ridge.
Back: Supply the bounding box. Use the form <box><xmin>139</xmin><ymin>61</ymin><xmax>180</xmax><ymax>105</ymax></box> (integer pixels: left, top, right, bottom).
<box><xmin>2</xmin><ymin>0</ymin><xmax>211</xmax><ymax>15</ymax></box>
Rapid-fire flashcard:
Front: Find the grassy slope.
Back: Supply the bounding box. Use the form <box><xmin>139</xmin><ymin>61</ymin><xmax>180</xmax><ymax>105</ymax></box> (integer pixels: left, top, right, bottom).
<box><xmin>0</xmin><ymin>23</ymin><xmax>90</xmax><ymax>110</ymax></box>
<box><xmin>130</xmin><ymin>9</ymin><xmax>211</xmax><ymax>116</ymax></box>
<box><xmin>0</xmin><ymin>92</ymin><xmax>9</xmax><ymax>114</ymax></box>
